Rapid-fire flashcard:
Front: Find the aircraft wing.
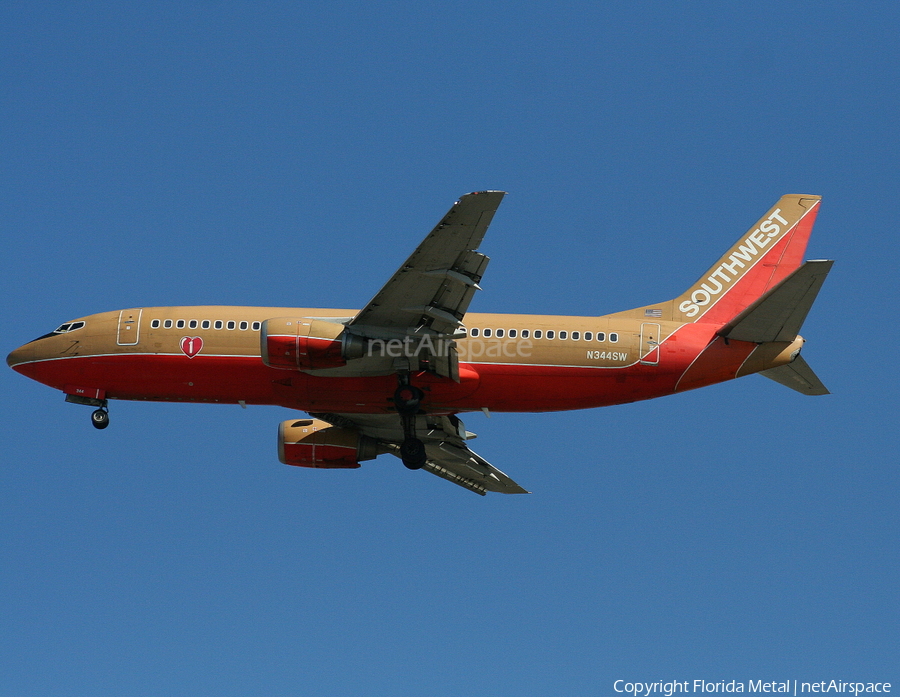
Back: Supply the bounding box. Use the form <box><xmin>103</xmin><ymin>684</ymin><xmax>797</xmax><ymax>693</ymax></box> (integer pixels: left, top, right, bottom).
<box><xmin>346</xmin><ymin>191</ymin><xmax>505</xmax><ymax>378</ymax></box>
<box><xmin>310</xmin><ymin>411</ymin><xmax>529</xmax><ymax>496</ymax></box>
<box><xmin>421</xmin><ymin>440</ymin><xmax>529</xmax><ymax>495</ymax></box>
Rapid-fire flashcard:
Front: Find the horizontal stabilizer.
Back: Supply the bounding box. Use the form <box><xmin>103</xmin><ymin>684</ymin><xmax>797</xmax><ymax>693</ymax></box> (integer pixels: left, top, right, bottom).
<box><xmin>720</xmin><ymin>260</ymin><xmax>834</xmax><ymax>342</ymax></box>
<box><xmin>760</xmin><ymin>355</ymin><xmax>830</xmax><ymax>395</ymax></box>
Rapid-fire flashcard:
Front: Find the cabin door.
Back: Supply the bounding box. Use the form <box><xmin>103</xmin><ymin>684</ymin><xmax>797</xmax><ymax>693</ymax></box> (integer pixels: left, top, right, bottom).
<box><xmin>640</xmin><ymin>322</ymin><xmax>660</xmax><ymax>365</ymax></box>
<box><xmin>117</xmin><ymin>309</ymin><xmax>143</xmax><ymax>346</ymax></box>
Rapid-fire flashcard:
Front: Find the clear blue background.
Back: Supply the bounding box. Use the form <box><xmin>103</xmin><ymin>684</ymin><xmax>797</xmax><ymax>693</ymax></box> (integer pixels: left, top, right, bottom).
<box><xmin>2</xmin><ymin>2</ymin><xmax>898</xmax><ymax>695</ymax></box>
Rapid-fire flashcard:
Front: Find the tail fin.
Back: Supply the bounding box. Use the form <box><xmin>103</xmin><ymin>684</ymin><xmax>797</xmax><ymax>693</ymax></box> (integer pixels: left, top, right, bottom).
<box><xmin>673</xmin><ymin>195</ymin><xmax>822</xmax><ymax>325</ymax></box>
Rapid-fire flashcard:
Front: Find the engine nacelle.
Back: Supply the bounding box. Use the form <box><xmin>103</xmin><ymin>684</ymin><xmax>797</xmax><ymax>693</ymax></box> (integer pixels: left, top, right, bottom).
<box><xmin>261</xmin><ymin>317</ymin><xmax>364</xmax><ymax>371</ymax></box>
<box><xmin>278</xmin><ymin>418</ymin><xmax>378</xmax><ymax>469</ymax></box>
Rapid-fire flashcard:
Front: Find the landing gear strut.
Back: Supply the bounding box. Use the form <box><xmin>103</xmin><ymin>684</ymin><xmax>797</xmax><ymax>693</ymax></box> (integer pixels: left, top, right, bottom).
<box><xmin>91</xmin><ymin>407</ymin><xmax>110</xmax><ymax>430</ymax></box>
<box><xmin>65</xmin><ymin>393</ymin><xmax>110</xmax><ymax>430</ymax></box>
<box><xmin>394</xmin><ymin>377</ymin><xmax>426</xmax><ymax>470</ymax></box>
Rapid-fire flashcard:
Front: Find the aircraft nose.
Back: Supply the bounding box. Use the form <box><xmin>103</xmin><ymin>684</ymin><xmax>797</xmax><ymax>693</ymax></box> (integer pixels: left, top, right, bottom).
<box><xmin>7</xmin><ymin>343</ymin><xmax>34</xmax><ymax>372</ymax></box>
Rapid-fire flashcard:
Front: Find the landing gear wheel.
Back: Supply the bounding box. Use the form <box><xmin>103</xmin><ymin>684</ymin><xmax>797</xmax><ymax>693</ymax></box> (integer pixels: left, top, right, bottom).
<box><xmin>91</xmin><ymin>408</ymin><xmax>109</xmax><ymax>430</ymax></box>
<box><xmin>400</xmin><ymin>438</ymin><xmax>427</xmax><ymax>470</ymax></box>
<box><xmin>394</xmin><ymin>385</ymin><xmax>424</xmax><ymax>415</ymax></box>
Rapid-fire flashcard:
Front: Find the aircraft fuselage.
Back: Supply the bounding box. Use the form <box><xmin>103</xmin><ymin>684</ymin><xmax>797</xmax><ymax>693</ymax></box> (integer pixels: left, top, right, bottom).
<box><xmin>7</xmin><ymin>305</ymin><xmax>800</xmax><ymax>415</ymax></box>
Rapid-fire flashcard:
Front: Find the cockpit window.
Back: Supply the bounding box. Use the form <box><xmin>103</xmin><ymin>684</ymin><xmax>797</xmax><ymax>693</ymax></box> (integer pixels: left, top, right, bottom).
<box><xmin>54</xmin><ymin>321</ymin><xmax>85</xmax><ymax>333</ymax></box>
<box><xmin>32</xmin><ymin>320</ymin><xmax>86</xmax><ymax>342</ymax></box>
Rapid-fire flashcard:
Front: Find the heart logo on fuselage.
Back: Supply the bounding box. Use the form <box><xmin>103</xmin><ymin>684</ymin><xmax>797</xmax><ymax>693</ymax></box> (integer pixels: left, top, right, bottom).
<box><xmin>180</xmin><ymin>336</ymin><xmax>203</xmax><ymax>358</ymax></box>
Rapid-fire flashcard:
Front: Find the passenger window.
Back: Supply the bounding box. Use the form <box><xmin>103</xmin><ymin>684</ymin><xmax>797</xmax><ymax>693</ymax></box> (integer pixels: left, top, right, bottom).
<box><xmin>483</xmin><ymin>328</ymin><xmax>492</xmax><ymax>338</ymax></box>
<box><xmin>597</xmin><ymin>332</ymin><xmax>606</xmax><ymax>342</ymax></box>
<box><xmin>189</xmin><ymin>320</ymin><xmax>198</xmax><ymax>329</ymax></box>
<box><xmin>470</xmin><ymin>328</ymin><xmax>480</xmax><ymax>337</ymax></box>
<box><xmin>214</xmin><ymin>320</ymin><xmax>223</xmax><ymax>330</ymax></box>
<box><xmin>176</xmin><ymin>320</ymin><xmax>185</xmax><ymax>329</ymax></box>
<box><xmin>252</xmin><ymin>322</ymin><xmax>261</xmax><ymax>331</ymax></box>
<box><xmin>546</xmin><ymin>330</ymin><xmax>555</xmax><ymax>339</ymax></box>
<box><xmin>521</xmin><ymin>329</ymin><xmax>529</xmax><ymax>338</ymax></box>
<box><xmin>240</xmin><ymin>321</ymin><xmax>248</xmax><ymax>330</ymax></box>
<box><xmin>584</xmin><ymin>332</ymin><xmax>592</xmax><ymax>341</ymax></box>
<box><xmin>610</xmin><ymin>332</ymin><xmax>619</xmax><ymax>342</ymax></box>
<box><xmin>202</xmin><ymin>320</ymin><xmax>211</xmax><ymax>329</ymax></box>
<box><xmin>164</xmin><ymin>320</ymin><xmax>173</xmax><ymax>329</ymax></box>
<box><xmin>508</xmin><ymin>329</ymin><xmax>517</xmax><ymax>338</ymax></box>
<box><xmin>227</xmin><ymin>321</ymin><xmax>236</xmax><ymax>330</ymax></box>
<box><xmin>151</xmin><ymin>319</ymin><xmax>160</xmax><ymax>329</ymax></box>
<box><xmin>496</xmin><ymin>329</ymin><xmax>504</xmax><ymax>338</ymax></box>
<box><xmin>572</xmin><ymin>331</ymin><xmax>580</xmax><ymax>340</ymax></box>
<box><xmin>559</xmin><ymin>331</ymin><xmax>567</xmax><ymax>340</ymax></box>
<box><xmin>533</xmin><ymin>330</ymin><xmax>542</xmax><ymax>339</ymax></box>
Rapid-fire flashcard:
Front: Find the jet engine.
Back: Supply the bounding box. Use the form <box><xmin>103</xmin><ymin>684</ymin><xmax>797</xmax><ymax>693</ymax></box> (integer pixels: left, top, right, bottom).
<box><xmin>261</xmin><ymin>318</ymin><xmax>365</xmax><ymax>371</ymax></box>
<box><xmin>278</xmin><ymin>418</ymin><xmax>378</xmax><ymax>469</ymax></box>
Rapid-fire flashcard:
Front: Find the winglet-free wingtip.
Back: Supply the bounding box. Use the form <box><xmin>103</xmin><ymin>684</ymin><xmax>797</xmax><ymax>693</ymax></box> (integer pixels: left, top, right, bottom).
<box><xmin>459</xmin><ymin>190</ymin><xmax>507</xmax><ymax>200</ymax></box>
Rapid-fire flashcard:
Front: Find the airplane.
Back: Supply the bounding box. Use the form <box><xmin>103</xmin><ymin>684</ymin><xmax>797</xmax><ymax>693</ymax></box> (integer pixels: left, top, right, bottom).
<box><xmin>7</xmin><ymin>192</ymin><xmax>832</xmax><ymax>495</ymax></box>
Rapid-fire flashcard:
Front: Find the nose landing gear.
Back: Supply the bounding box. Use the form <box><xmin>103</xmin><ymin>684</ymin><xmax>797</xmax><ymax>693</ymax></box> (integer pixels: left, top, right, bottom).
<box><xmin>64</xmin><ymin>393</ymin><xmax>110</xmax><ymax>430</ymax></box>
<box><xmin>91</xmin><ymin>407</ymin><xmax>110</xmax><ymax>430</ymax></box>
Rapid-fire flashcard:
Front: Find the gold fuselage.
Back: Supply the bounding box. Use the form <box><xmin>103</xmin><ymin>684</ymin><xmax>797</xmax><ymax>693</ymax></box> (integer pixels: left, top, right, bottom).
<box><xmin>8</xmin><ymin>305</ymin><xmax>800</xmax><ymax>415</ymax></box>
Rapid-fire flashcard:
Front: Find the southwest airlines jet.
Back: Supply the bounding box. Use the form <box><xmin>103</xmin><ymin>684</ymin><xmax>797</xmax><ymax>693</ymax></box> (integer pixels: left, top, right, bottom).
<box><xmin>7</xmin><ymin>192</ymin><xmax>831</xmax><ymax>495</ymax></box>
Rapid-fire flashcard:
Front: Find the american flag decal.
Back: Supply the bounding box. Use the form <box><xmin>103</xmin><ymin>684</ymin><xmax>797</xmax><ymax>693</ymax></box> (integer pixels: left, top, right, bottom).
<box><xmin>645</xmin><ymin>309</ymin><xmax>662</xmax><ymax>318</ymax></box>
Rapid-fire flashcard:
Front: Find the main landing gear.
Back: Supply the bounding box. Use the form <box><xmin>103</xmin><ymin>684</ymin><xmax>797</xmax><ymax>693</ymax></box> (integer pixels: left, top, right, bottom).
<box><xmin>394</xmin><ymin>378</ymin><xmax>427</xmax><ymax>470</ymax></box>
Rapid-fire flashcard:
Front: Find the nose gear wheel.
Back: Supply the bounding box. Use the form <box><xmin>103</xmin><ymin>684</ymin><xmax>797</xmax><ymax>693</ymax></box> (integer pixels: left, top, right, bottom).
<box><xmin>91</xmin><ymin>407</ymin><xmax>110</xmax><ymax>430</ymax></box>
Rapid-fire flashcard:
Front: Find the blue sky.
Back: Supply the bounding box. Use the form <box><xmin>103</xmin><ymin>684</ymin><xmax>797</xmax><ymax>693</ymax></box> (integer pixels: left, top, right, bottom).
<box><xmin>2</xmin><ymin>2</ymin><xmax>898</xmax><ymax>695</ymax></box>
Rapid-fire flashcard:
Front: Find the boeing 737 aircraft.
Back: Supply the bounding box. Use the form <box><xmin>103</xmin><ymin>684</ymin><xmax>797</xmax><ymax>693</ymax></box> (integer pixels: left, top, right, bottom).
<box><xmin>7</xmin><ymin>192</ymin><xmax>831</xmax><ymax>494</ymax></box>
